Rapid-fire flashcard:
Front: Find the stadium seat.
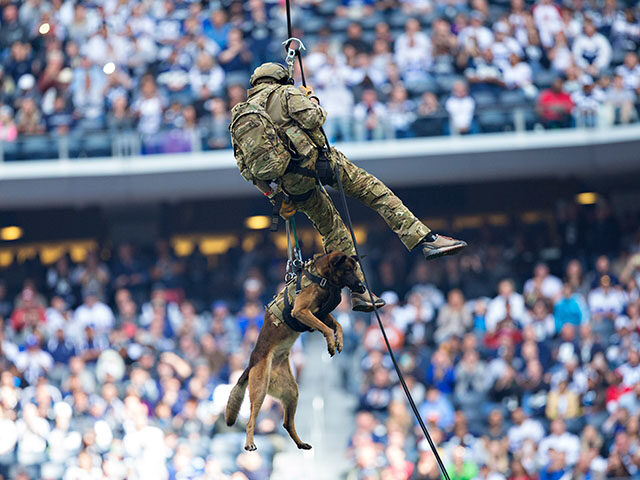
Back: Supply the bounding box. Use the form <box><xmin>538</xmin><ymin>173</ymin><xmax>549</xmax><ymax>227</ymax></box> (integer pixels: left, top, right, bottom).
<box><xmin>19</xmin><ymin>135</ymin><xmax>56</xmax><ymax>160</ymax></box>
<box><xmin>534</xmin><ymin>70</ymin><xmax>557</xmax><ymax>89</ymax></box>
<box><xmin>302</xmin><ymin>16</ymin><xmax>325</xmax><ymax>34</ymax></box>
<box><xmin>478</xmin><ymin>110</ymin><xmax>510</xmax><ymax>132</ymax></box>
<box><xmin>81</xmin><ymin>132</ymin><xmax>112</xmax><ymax>158</ymax></box>
<box><xmin>0</xmin><ymin>141</ymin><xmax>19</xmax><ymax>161</ymax></box>
<box><xmin>329</xmin><ymin>16</ymin><xmax>350</xmax><ymax>32</ymax></box>
<box><xmin>436</xmin><ymin>75</ymin><xmax>463</xmax><ymax>95</ymax></box>
<box><xmin>388</xmin><ymin>11</ymin><xmax>411</xmax><ymax>28</ymax></box>
<box><xmin>473</xmin><ymin>91</ymin><xmax>498</xmax><ymax>108</ymax></box>
<box><xmin>499</xmin><ymin>89</ymin><xmax>529</xmax><ymax>106</ymax></box>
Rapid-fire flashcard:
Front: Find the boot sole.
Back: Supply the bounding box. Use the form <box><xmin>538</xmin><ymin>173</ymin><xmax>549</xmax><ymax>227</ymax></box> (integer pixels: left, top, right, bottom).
<box><xmin>423</xmin><ymin>242</ymin><xmax>467</xmax><ymax>261</ymax></box>
<box><xmin>351</xmin><ymin>300</ymin><xmax>386</xmax><ymax>313</ymax></box>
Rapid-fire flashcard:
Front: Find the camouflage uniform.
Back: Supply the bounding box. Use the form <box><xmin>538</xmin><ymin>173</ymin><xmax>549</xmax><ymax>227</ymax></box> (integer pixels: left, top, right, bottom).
<box><xmin>246</xmin><ymin>80</ymin><xmax>431</xmax><ymax>273</ymax></box>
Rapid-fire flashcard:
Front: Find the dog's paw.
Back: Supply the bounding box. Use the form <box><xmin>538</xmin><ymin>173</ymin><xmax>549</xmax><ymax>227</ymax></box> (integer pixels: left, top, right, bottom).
<box><xmin>326</xmin><ymin>340</ymin><xmax>336</xmax><ymax>357</ymax></box>
<box><xmin>297</xmin><ymin>442</ymin><xmax>312</xmax><ymax>450</ymax></box>
<box><xmin>244</xmin><ymin>443</ymin><xmax>257</xmax><ymax>451</ymax></box>
<box><xmin>335</xmin><ymin>332</ymin><xmax>343</xmax><ymax>353</ymax></box>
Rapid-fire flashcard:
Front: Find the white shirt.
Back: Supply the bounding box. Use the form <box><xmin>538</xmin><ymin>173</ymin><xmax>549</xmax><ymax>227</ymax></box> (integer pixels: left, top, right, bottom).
<box><xmin>533</xmin><ymin>3</ymin><xmax>563</xmax><ymax>47</ymax></box>
<box><xmin>615</xmin><ymin>64</ymin><xmax>640</xmax><ymax>90</ymax></box>
<box><xmin>502</xmin><ymin>62</ymin><xmax>533</xmax><ymax>89</ymax></box>
<box><xmin>572</xmin><ymin>33</ymin><xmax>612</xmax><ymax>70</ymax></box>
<box><xmin>588</xmin><ymin>287</ymin><xmax>626</xmax><ymax>316</ymax></box>
<box><xmin>485</xmin><ymin>292</ymin><xmax>526</xmax><ymax>332</ymax></box>
<box><xmin>73</xmin><ymin>301</ymin><xmax>115</xmax><ymax>337</ymax></box>
<box><xmin>618</xmin><ymin>362</ymin><xmax>640</xmax><ymax>387</ymax></box>
<box><xmin>14</xmin><ymin>350</ymin><xmax>54</xmax><ymax>385</ymax></box>
<box><xmin>445</xmin><ymin>96</ymin><xmax>475</xmax><ymax>132</ymax></box>
<box><xmin>459</xmin><ymin>26</ymin><xmax>494</xmax><ymax>51</ymax></box>
<box><xmin>491</xmin><ymin>37</ymin><xmax>523</xmax><ymax>69</ymax></box>
<box><xmin>538</xmin><ymin>432</ymin><xmax>581</xmax><ymax>466</ymax></box>
<box><xmin>394</xmin><ymin>31</ymin><xmax>433</xmax><ymax>72</ymax></box>
<box><xmin>508</xmin><ymin>419</ymin><xmax>545</xmax><ymax>452</ymax></box>
<box><xmin>524</xmin><ymin>274</ymin><xmax>563</xmax><ymax>299</ymax></box>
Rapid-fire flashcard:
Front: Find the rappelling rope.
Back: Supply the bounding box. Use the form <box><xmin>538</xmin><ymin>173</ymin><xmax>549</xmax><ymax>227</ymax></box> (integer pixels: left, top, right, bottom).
<box><xmin>281</xmin><ymin>3</ymin><xmax>452</xmax><ymax>479</ymax></box>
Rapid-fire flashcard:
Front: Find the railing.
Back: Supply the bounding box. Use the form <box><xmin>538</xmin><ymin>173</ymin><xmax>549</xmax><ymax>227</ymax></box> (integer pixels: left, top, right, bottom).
<box><xmin>0</xmin><ymin>101</ymin><xmax>638</xmax><ymax>162</ymax></box>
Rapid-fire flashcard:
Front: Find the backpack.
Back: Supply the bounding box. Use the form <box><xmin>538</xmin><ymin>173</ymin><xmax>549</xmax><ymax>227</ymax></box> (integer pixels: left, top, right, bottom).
<box><xmin>229</xmin><ymin>85</ymin><xmax>291</xmax><ymax>183</ymax></box>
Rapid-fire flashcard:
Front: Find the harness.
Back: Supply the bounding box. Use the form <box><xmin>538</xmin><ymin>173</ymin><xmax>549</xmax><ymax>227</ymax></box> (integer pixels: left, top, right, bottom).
<box><xmin>267</xmin><ymin>260</ymin><xmax>342</xmax><ymax>333</ymax></box>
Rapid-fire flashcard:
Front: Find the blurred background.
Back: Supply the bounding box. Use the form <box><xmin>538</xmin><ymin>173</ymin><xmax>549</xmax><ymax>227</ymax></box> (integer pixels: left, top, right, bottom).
<box><xmin>1</xmin><ymin>0</ymin><xmax>640</xmax><ymax>479</ymax></box>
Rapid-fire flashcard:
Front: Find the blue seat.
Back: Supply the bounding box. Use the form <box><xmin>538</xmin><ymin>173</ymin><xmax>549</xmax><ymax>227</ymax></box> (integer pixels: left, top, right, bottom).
<box><xmin>436</xmin><ymin>75</ymin><xmax>463</xmax><ymax>95</ymax></box>
<box><xmin>0</xmin><ymin>141</ymin><xmax>19</xmax><ymax>161</ymax></box>
<box><xmin>82</xmin><ymin>132</ymin><xmax>112</xmax><ymax>157</ymax></box>
<box><xmin>499</xmin><ymin>89</ymin><xmax>528</xmax><ymax>106</ymax></box>
<box><xmin>534</xmin><ymin>69</ymin><xmax>557</xmax><ymax>89</ymax></box>
<box><xmin>19</xmin><ymin>135</ymin><xmax>56</xmax><ymax>160</ymax></box>
<box><xmin>473</xmin><ymin>91</ymin><xmax>497</xmax><ymax>107</ymax></box>
<box><xmin>478</xmin><ymin>110</ymin><xmax>510</xmax><ymax>133</ymax></box>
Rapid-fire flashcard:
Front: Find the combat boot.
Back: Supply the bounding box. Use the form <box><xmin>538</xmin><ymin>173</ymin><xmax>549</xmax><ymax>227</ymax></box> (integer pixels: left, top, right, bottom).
<box><xmin>421</xmin><ymin>233</ymin><xmax>467</xmax><ymax>261</ymax></box>
<box><xmin>351</xmin><ymin>291</ymin><xmax>386</xmax><ymax>312</ymax></box>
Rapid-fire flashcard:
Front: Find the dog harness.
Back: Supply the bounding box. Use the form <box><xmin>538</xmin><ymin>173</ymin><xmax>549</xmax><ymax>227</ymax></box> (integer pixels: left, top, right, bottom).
<box><xmin>267</xmin><ymin>260</ymin><xmax>342</xmax><ymax>333</ymax></box>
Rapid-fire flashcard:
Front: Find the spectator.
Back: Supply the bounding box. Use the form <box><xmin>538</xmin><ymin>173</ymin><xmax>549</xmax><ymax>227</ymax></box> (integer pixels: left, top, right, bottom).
<box><xmin>536</xmin><ymin>77</ymin><xmax>574</xmax><ymax>128</ymax></box>
<box><xmin>394</xmin><ymin>19</ymin><xmax>433</xmax><ymax>84</ymax></box>
<box><xmin>486</xmin><ymin>279</ymin><xmax>526</xmax><ymax>332</ymax></box>
<box><xmin>386</xmin><ymin>85</ymin><xmax>416</xmax><ymax>138</ymax></box>
<box><xmin>605</xmin><ymin>74</ymin><xmax>638</xmax><ymax>124</ymax></box>
<box><xmin>435</xmin><ymin>289</ymin><xmax>472</xmax><ymax>342</ymax></box>
<box><xmin>572</xmin><ymin>18</ymin><xmax>612</xmax><ymax>78</ymax></box>
<box><xmin>354</xmin><ymin>89</ymin><xmax>388</xmax><ymax>141</ymax></box>
<box><xmin>532</xmin><ymin>0</ymin><xmax>563</xmax><ymax>48</ymax></box>
<box><xmin>15</xmin><ymin>97</ymin><xmax>45</xmax><ymax>135</ymax></box>
<box><xmin>571</xmin><ymin>76</ymin><xmax>605</xmax><ymax>127</ymax></box>
<box><xmin>615</xmin><ymin>52</ymin><xmax>640</xmax><ymax>92</ymax></box>
<box><xmin>445</xmin><ymin>80</ymin><xmax>476</xmax><ymax>135</ymax></box>
<box><xmin>0</xmin><ymin>105</ymin><xmax>18</xmax><ymax>142</ymax></box>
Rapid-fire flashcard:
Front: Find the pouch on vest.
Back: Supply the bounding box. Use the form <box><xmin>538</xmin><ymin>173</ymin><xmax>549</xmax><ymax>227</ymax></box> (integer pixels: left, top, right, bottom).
<box><xmin>230</xmin><ymin>102</ymin><xmax>291</xmax><ymax>182</ymax></box>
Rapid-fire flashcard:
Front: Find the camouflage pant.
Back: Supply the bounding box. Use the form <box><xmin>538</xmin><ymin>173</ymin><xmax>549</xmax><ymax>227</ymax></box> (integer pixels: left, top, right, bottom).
<box><xmin>281</xmin><ymin>148</ymin><xmax>430</xmax><ymax>277</ymax></box>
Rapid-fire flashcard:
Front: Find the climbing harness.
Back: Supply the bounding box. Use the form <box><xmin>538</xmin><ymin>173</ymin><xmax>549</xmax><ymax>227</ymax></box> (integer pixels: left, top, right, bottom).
<box><xmin>269</xmin><ymin>255</ymin><xmax>342</xmax><ymax>333</ymax></box>
<box><xmin>279</xmin><ymin>3</ymin><xmax>453</xmax><ymax>479</ymax></box>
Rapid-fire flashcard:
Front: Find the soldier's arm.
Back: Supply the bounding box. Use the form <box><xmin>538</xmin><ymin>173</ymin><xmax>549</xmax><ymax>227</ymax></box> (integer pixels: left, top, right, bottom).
<box><xmin>283</xmin><ymin>86</ymin><xmax>327</xmax><ymax>131</ymax></box>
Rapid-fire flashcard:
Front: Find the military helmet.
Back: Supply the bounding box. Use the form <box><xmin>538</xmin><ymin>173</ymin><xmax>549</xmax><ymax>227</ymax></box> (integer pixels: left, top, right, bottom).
<box><xmin>250</xmin><ymin>62</ymin><xmax>291</xmax><ymax>86</ymax></box>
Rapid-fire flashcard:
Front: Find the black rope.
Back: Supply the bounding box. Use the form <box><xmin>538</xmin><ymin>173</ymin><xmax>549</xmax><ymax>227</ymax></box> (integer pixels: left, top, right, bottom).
<box><xmin>333</xmin><ymin>166</ymin><xmax>452</xmax><ymax>480</ymax></box>
<box><xmin>284</xmin><ymin>0</ymin><xmax>307</xmax><ymax>87</ymax></box>
<box><xmin>281</xmin><ymin>2</ymin><xmax>451</xmax><ymax>478</ymax></box>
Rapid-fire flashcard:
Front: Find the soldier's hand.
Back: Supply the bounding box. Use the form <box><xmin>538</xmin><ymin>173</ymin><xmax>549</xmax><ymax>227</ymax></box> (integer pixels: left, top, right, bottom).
<box><xmin>280</xmin><ymin>199</ymin><xmax>297</xmax><ymax>219</ymax></box>
<box><xmin>298</xmin><ymin>85</ymin><xmax>315</xmax><ymax>97</ymax></box>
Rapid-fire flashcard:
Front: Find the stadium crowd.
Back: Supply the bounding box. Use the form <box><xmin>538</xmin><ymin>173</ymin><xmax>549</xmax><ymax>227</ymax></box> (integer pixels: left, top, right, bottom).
<box><xmin>0</xmin><ymin>0</ymin><xmax>640</xmax><ymax>157</ymax></box>
<box><xmin>0</xmin><ymin>197</ymin><xmax>639</xmax><ymax>479</ymax></box>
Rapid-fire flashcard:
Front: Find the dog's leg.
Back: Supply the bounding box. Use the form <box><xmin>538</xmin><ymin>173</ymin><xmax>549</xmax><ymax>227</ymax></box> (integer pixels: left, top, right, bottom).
<box><xmin>323</xmin><ymin>313</ymin><xmax>343</xmax><ymax>353</ymax></box>
<box><xmin>292</xmin><ymin>307</ymin><xmax>336</xmax><ymax>356</ymax></box>
<box><xmin>244</xmin><ymin>356</ymin><xmax>271</xmax><ymax>451</ymax></box>
<box><xmin>270</xmin><ymin>355</ymin><xmax>311</xmax><ymax>450</ymax></box>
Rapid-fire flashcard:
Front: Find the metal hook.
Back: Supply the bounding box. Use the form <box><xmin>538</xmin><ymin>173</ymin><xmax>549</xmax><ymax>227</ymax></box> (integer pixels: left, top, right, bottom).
<box><xmin>282</xmin><ymin>37</ymin><xmax>306</xmax><ymax>67</ymax></box>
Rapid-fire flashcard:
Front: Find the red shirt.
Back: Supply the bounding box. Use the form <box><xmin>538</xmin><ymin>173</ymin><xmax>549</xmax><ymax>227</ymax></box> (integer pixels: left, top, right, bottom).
<box><xmin>538</xmin><ymin>89</ymin><xmax>574</xmax><ymax>121</ymax></box>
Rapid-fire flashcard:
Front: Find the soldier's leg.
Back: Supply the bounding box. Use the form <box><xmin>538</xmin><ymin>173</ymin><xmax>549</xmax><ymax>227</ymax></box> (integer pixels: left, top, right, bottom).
<box><xmin>329</xmin><ymin>148</ymin><xmax>429</xmax><ymax>251</ymax></box>
<box><xmin>329</xmin><ymin>148</ymin><xmax>467</xmax><ymax>259</ymax></box>
<box><xmin>291</xmin><ymin>186</ymin><xmax>385</xmax><ymax>312</ymax></box>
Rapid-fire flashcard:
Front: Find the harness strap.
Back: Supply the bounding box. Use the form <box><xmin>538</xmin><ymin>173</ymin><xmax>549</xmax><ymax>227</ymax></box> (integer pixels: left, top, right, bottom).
<box><xmin>276</xmin><ymin>266</ymin><xmax>340</xmax><ymax>333</ymax></box>
<box><xmin>282</xmin><ymin>282</ymin><xmax>313</xmax><ymax>332</ymax></box>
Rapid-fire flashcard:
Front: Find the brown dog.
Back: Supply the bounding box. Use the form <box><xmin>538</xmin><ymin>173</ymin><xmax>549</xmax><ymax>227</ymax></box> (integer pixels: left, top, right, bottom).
<box><xmin>225</xmin><ymin>252</ymin><xmax>365</xmax><ymax>451</ymax></box>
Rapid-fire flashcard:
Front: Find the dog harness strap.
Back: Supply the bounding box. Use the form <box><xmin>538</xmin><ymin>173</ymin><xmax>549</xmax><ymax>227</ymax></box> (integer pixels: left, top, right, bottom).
<box><xmin>282</xmin><ymin>283</ymin><xmax>313</xmax><ymax>333</ymax></box>
<box><xmin>302</xmin><ymin>270</ymin><xmax>339</xmax><ymax>290</ymax></box>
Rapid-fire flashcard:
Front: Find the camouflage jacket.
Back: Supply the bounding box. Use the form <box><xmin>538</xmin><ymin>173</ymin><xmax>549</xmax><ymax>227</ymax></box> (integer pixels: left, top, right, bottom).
<box><xmin>247</xmin><ymin>82</ymin><xmax>328</xmax><ymax>162</ymax></box>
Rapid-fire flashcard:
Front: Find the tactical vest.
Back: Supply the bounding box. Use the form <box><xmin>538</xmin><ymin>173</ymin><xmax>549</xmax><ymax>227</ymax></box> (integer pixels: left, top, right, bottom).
<box><xmin>229</xmin><ymin>84</ymin><xmax>291</xmax><ymax>183</ymax></box>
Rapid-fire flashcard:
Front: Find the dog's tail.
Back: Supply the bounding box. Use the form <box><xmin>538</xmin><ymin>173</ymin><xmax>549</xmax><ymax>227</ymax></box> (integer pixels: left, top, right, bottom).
<box><xmin>225</xmin><ymin>367</ymin><xmax>250</xmax><ymax>426</ymax></box>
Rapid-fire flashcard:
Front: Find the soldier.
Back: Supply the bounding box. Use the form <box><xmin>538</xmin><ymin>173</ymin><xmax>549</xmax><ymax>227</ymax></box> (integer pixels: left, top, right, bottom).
<box><xmin>231</xmin><ymin>63</ymin><xmax>467</xmax><ymax>312</ymax></box>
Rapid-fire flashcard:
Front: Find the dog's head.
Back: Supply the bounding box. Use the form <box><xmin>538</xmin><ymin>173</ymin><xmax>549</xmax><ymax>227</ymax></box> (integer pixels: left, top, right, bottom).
<box><xmin>320</xmin><ymin>252</ymin><xmax>365</xmax><ymax>293</ymax></box>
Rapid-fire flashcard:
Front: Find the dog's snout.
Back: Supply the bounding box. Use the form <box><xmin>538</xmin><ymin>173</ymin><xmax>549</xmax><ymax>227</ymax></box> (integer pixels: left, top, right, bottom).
<box><xmin>354</xmin><ymin>282</ymin><xmax>366</xmax><ymax>294</ymax></box>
